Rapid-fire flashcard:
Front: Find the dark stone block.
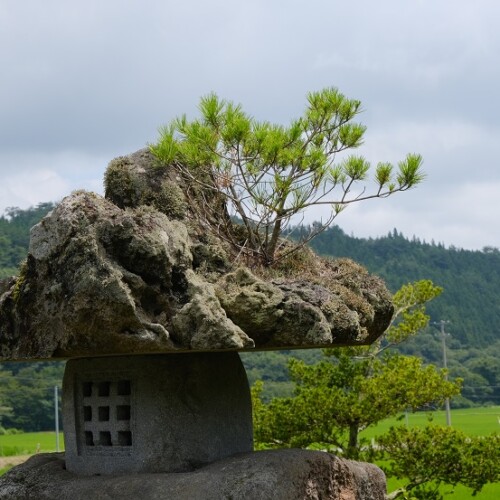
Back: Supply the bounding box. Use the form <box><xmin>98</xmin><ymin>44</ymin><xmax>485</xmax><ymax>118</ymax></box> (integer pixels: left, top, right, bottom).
<box><xmin>62</xmin><ymin>353</ymin><xmax>253</xmax><ymax>474</ymax></box>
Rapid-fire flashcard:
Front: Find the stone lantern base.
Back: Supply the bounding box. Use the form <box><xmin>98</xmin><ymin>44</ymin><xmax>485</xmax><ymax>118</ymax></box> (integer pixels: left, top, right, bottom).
<box><xmin>0</xmin><ymin>450</ymin><xmax>387</xmax><ymax>500</ymax></box>
<box><xmin>1</xmin><ymin>352</ymin><xmax>387</xmax><ymax>499</ymax></box>
<box><xmin>62</xmin><ymin>352</ymin><xmax>253</xmax><ymax>475</ymax></box>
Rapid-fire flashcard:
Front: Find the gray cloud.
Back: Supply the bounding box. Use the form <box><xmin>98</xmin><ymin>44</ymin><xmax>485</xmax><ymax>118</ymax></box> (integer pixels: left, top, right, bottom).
<box><xmin>1</xmin><ymin>0</ymin><xmax>499</xmax><ymax>249</ymax></box>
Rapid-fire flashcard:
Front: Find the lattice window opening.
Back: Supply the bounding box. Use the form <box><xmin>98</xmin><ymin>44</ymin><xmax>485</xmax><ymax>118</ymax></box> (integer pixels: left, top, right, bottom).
<box><xmin>80</xmin><ymin>380</ymin><xmax>133</xmax><ymax>448</ymax></box>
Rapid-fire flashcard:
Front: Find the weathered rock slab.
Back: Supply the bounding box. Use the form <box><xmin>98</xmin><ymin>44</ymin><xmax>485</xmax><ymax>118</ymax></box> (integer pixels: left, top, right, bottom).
<box><xmin>0</xmin><ymin>149</ymin><xmax>394</xmax><ymax>360</ymax></box>
<box><xmin>0</xmin><ymin>450</ymin><xmax>386</xmax><ymax>500</ymax></box>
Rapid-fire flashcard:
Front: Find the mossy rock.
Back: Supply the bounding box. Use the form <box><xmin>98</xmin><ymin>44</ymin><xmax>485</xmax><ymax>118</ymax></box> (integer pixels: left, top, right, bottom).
<box><xmin>104</xmin><ymin>150</ymin><xmax>187</xmax><ymax>220</ymax></box>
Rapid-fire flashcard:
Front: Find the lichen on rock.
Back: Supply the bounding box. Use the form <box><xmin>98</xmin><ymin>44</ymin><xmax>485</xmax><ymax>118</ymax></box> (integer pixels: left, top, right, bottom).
<box><xmin>0</xmin><ymin>148</ymin><xmax>394</xmax><ymax>360</ymax></box>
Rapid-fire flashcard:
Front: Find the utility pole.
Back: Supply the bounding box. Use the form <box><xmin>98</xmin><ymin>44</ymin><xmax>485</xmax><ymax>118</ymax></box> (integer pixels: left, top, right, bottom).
<box><xmin>54</xmin><ymin>385</ymin><xmax>60</xmax><ymax>452</ymax></box>
<box><xmin>434</xmin><ymin>320</ymin><xmax>452</xmax><ymax>426</ymax></box>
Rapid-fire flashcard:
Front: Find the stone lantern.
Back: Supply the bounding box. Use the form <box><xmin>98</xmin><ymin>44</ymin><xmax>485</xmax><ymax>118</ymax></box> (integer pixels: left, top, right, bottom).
<box><xmin>0</xmin><ymin>150</ymin><xmax>391</xmax><ymax>499</ymax></box>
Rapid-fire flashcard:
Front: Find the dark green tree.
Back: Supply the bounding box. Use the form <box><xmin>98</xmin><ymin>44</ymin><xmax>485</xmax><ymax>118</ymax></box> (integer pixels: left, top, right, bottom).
<box><xmin>0</xmin><ymin>363</ymin><xmax>64</xmax><ymax>432</ymax></box>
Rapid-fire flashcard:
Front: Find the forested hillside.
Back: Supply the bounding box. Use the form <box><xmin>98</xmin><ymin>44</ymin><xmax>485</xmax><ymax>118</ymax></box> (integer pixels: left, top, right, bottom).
<box><xmin>0</xmin><ymin>203</ymin><xmax>55</xmax><ymax>279</ymax></box>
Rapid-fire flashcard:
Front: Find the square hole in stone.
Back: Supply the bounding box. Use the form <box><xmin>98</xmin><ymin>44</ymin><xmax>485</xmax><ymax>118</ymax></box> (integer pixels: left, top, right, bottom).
<box><xmin>83</xmin><ymin>406</ymin><xmax>92</xmax><ymax>422</ymax></box>
<box><xmin>98</xmin><ymin>406</ymin><xmax>110</xmax><ymax>422</ymax></box>
<box><xmin>85</xmin><ymin>431</ymin><xmax>94</xmax><ymax>446</ymax></box>
<box><xmin>98</xmin><ymin>381</ymin><xmax>110</xmax><ymax>397</ymax></box>
<box><xmin>117</xmin><ymin>380</ymin><xmax>131</xmax><ymax>396</ymax></box>
<box><xmin>118</xmin><ymin>431</ymin><xmax>132</xmax><ymax>446</ymax></box>
<box><xmin>82</xmin><ymin>382</ymin><xmax>92</xmax><ymax>397</ymax></box>
<box><xmin>116</xmin><ymin>405</ymin><xmax>131</xmax><ymax>421</ymax></box>
<box><xmin>99</xmin><ymin>431</ymin><xmax>112</xmax><ymax>446</ymax></box>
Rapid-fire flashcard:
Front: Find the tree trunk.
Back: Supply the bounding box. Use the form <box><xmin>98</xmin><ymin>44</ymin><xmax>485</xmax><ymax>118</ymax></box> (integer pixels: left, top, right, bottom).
<box><xmin>347</xmin><ymin>423</ymin><xmax>359</xmax><ymax>459</ymax></box>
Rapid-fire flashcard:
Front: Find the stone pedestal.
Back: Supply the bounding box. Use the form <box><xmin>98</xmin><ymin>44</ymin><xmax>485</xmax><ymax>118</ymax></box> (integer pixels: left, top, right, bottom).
<box><xmin>0</xmin><ymin>450</ymin><xmax>387</xmax><ymax>500</ymax></box>
<box><xmin>62</xmin><ymin>353</ymin><xmax>253</xmax><ymax>475</ymax></box>
<box><xmin>1</xmin><ymin>352</ymin><xmax>387</xmax><ymax>499</ymax></box>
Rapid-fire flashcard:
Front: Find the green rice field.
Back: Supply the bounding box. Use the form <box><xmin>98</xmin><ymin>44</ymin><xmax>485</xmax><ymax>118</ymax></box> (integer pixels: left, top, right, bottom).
<box><xmin>360</xmin><ymin>405</ymin><xmax>500</xmax><ymax>440</ymax></box>
<box><xmin>0</xmin><ymin>431</ymin><xmax>64</xmax><ymax>457</ymax></box>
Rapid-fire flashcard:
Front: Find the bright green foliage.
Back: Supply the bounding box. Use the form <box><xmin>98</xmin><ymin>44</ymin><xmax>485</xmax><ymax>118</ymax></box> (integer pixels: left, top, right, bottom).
<box><xmin>379</xmin><ymin>426</ymin><xmax>500</xmax><ymax>499</ymax></box>
<box><xmin>151</xmin><ymin>88</ymin><xmax>424</xmax><ymax>265</ymax></box>
<box><xmin>385</xmin><ymin>279</ymin><xmax>443</xmax><ymax>345</ymax></box>
<box><xmin>253</xmin><ymin>280</ymin><xmax>460</xmax><ymax>458</ymax></box>
<box><xmin>254</xmin><ymin>350</ymin><xmax>460</xmax><ymax>458</ymax></box>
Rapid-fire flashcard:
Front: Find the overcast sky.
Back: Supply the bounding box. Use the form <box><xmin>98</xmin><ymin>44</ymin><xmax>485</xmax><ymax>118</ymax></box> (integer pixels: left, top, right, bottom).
<box><xmin>1</xmin><ymin>0</ymin><xmax>499</xmax><ymax>250</ymax></box>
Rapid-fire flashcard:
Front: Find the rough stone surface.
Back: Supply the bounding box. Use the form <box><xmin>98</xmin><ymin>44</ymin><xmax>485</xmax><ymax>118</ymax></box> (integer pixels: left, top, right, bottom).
<box><xmin>0</xmin><ymin>450</ymin><xmax>386</xmax><ymax>500</ymax></box>
<box><xmin>62</xmin><ymin>353</ymin><xmax>253</xmax><ymax>475</ymax></box>
<box><xmin>0</xmin><ymin>148</ymin><xmax>394</xmax><ymax>359</ymax></box>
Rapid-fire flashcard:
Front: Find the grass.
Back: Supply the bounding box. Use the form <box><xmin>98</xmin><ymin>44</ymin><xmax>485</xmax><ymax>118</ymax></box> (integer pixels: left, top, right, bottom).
<box><xmin>386</xmin><ymin>476</ymin><xmax>500</xmax><ymax>500</ymax></box>
<box><xmin>360</xmin><ymin>405</ymin><xmax>500</xmax><ymax>440</ymax></box>
<box><xmin>0</xmin><ymin>431</ymin><xmax>64</xmax><ymax>456</ymax></box>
